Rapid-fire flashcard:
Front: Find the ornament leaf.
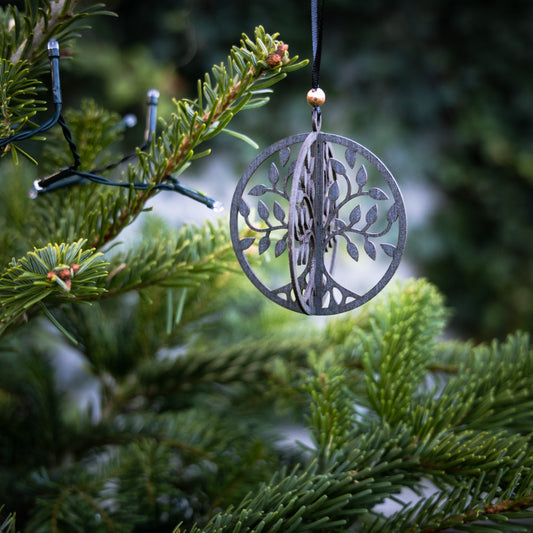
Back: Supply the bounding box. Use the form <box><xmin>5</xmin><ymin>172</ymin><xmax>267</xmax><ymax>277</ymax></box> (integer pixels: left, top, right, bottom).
<box><xmin>369</xmin><ymin>187</ymin><xmax>389</xmax><ymax>201</ymax></box>
<box><xmin>387</xmin><ymin>203</ymin><xmax>400</xmax><ymax>223</ymax></box>
<box><xmin>381</xmin><ymin>243</ymin><xmax>396</xmax><ymax>257</ymax></box>
<box><xmin>366</xmin><ymin>205</ymin><xmax>378</xmax><ymax>225</ymax></box>
<box><xmin>346</xmin><ymin>241</ymin><xmax>359</xmax><ymax>261</ymax></box>
<box><xmin>279</xmin><ymin>147</ymin><xmax>291</xmax><ymax>167</ymax></box>
<box><xmin>364</xmin><ymin>238</ymin><xmax>377</xmax><ymax>260</ymax></box>
<box><xmin>275</xmin><ymin>237</ymin><xmax>287</xmax><ymax>257</ymax></box>
<box><xmin>335</xmin><ymin>218</ymin><xmax>347</xmax><ymax>230</ymax></box>
<box><xmin>345</xmin><ymin>148</ymin><xmax>356</xmax><ymax>169</ymax></box>
<box><xmin>239</xmin><ymin>237</ymin><xmax>255</xmax><ymax>250</ymax></box>
<box><xmin>330</xmin><ymin>159</ymin><xmax>346</xmax><ymax>176</ymax></box>
<box><xmin>257</xmin><ymin>200</ymin><xmax>270</xmax><ymax>221</ymax></box>
<box><xmin>239</xmin><ymin>199</ymin><xmax>251</xmax><ymax>217</ymax></box>
<box><xmin>249</xmin><ymin>184</ymin><xmax>268</xmax><ymax>196</ymax></box>
<box><xmin>356</xmin><ymin>165</ymin><xmax>368</xmax><ymax>187</ymax></box>
<box><xmin>269</xmin><ymin>162</ymin><xmax>280</xmax><ymax>185</ymax></box>
<box><xmin>258</xmin><ymin>235</ymin><xmax>271</xmax><ymax>255</ymax></box>
<box><xmin>349</xmin><ymin>205</ymin><xmax>361</xmax><ymax>225</ymax></box>
<box><xmin>328</xmin><ymin>181</ymin><xmax>340</xmax><ymax>202</ymax></box>
<box><xmin>273</xmin><ymin>201</ymin><xmax>286</xmax><ymax>223</ymax></box>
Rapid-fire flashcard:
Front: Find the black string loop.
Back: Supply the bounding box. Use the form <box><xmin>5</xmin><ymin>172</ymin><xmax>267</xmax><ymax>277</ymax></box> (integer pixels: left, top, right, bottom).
<box><xmin>311</xmin><ymin>0</ymin><xmax>325</xmax><ymax>90</ymax></box>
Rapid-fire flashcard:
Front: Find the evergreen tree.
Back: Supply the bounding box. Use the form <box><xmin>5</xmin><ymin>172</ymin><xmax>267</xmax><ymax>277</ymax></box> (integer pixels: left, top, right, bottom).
<box><xmin>0</xmin><ymin>2</ymin><xmax>532</xmax><ymax>532</ymax></box>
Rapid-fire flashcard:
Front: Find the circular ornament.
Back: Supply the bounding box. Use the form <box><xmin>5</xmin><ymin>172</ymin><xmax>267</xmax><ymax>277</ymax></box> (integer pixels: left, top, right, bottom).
<box><xmin>230</xmin><ymin>130</ymin><xmax>407</xmax><ymax>315</ymax></box>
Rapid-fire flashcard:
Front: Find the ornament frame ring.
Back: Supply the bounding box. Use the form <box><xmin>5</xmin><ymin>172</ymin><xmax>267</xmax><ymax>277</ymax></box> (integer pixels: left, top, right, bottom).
<box><xmin>230</xmin><ymin>131</ymin><xmax>407</xmax><ymax>315</ymax></box>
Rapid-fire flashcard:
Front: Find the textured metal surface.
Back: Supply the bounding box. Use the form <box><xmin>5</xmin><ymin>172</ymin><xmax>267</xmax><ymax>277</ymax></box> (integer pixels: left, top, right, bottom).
<box><xmin>230</xmin><ymin>131</ymin><xmax>407</xmax><ymax>315</ymax></box>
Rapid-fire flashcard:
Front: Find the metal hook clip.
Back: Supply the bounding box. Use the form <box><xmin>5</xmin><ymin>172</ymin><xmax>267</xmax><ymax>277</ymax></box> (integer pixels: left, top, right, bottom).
<box><xmin>312</xmin><ymin>107</ymin><xmax>322</xmax><ymax>132</ymax></box>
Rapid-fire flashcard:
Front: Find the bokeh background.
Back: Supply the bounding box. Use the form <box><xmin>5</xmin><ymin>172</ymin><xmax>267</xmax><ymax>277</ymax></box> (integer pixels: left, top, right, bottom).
<box><xmin>18</xmin><ymin>0</ymin><xmax>533</xmax><ymax>340</ymax></box>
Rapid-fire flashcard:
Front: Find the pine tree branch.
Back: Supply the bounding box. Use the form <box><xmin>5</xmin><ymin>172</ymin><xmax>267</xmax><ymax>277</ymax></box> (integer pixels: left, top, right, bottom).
<box><xmin>102</xmin><ymin>220</ymin><xmax>235</xmax><ymax>298</ymax></box>
<box><xmin>0</xmin><ymin>239</ymin><xmax>108</xmax><ymax>336</ymax></box>
<box><xmin>412</xmin><ymin>495</ymin><xmax>533</xmax><ymax>533</ymax></box>
<box><xmin>91</xmin><ymin>27</ymin><xmax>307</xmax><ymax>249</ymax></box>
<box><xmin>10</xmin><ymin>0</ymin><xmax>80</xmax><ymax>64</ymax></box>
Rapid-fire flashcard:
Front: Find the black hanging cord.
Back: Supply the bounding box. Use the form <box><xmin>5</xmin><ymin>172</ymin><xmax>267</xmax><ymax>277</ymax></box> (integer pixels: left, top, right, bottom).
<box><xmin>311</xmin><ymin>0</ymin><xmax>325</xmax><ymax>90</ymax></box>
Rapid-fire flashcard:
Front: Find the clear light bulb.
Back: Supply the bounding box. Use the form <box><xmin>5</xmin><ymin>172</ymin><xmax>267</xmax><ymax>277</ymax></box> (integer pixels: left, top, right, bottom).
<box><xmin>212</xmin><ymin>201</ymin><xmax>224</xmax><ymax>213</ymax></box>
<box><xmin>122</xmin><ymin>114</ymin><xmax>137</xmax><ymax>128</ymax></box>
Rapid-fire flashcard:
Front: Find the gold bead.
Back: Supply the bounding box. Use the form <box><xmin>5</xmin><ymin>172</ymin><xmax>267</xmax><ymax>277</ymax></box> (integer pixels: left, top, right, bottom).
<box><xmin>307</xmin><ymin>88</ymin><xmax>326</xmax><ymax>107</ymax></box>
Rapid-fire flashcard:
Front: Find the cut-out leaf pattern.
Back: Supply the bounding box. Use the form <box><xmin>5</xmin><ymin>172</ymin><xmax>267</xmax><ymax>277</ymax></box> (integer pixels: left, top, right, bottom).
<box><xmin>356</xmin><ymin>165</ymin><xmax>368</xmax><ymax>187</ymax></box>
<box><xmin>369</xmin><ymin>187</ymin><xmax>389</xmax><ymax>200</ymax></box>
<box><xmin>235</xmin><ymin>138</ymin><xmax>405</xmax><ymax>300</ymax></box>
<box><xmin>288</xmin><ymin>160</ymin><xmax>297</xmax><ymax>176</ymax></box>
<box><xmin>330</xmin><ymin>159</ymin><xmax>346</xmax><ymax>176</ymax></box>
<box><xmin>279</xmin><ymin>147</ymin><xmax>290</xmax><ymax>167</ymax></box>
<box><xmin>366</xmin><ymin>205</ymin><xmax>378</xmax><ymax>225</ymax></box>
<box><xmin>275</xmin><ymin>237</ymin><xmax>287</xmax><ymax>257</ymax></box>
<box><xmin>345</xmin><ymin>148</ymin><xmax>356</xmax><ymax>169</ymax></box>
<box><xmin>239</xmin><ymin>199</ymin><xmax>250</xmax><ymax>217</ymax></box>
<box><xmin>268</xmin><ymin>162</ymin><xmax>279</xmax><ymax>185</ymax></box>
<box><xmin>258</xmin><ymin>235</ymin><xmax>270</xmax><ymax>255</ymax></box>
<box><xmin>381</xmin><ymin>243</ymin><xmax>396</xmax><ymax>257</ymax></box>
<box><xmin>364</xmin><ymin>238</ymin><xmax>377</xmax><ymax>260</ymax></box>
<box><xmin>335</xmin><ymin>218</ymin><xmax>346</xmax><ymax>230</ymax></box>
<box><xmin>346</xmin><ymin>241</ymin><xmax>359</xmax><ymax>261</ymax></box>
<box><xmin>328</xmin><ymin>181</ymin><xmax>340</xmax><ymax>202</ymax></box>
<box><xmin>249</xmin><ymin>184</ymin><xmax>268</xmax><ymax>196</ymax></box>
<box><xmin>349</xmin><ymin>205</ymin><xmax>361</xmax><ymax>225</ymax></box>
<box><xmin>239</xmin><ymin>237</ymin><xmax>255</xmax><ymax>250</ymax></box>
<box><xmin>387</xmin><ymin>203</ymin><xmax>400</xmax><ymax>223</ymax></box>
<box><xmin>257</xmin><ymin>200</ymin><xmax>270</xmax><ymax>221</ymax></box>
<box><xmin>273</xmin><ymin>201</ymin><xmax>285</xmax><ymax>223</ymax></box>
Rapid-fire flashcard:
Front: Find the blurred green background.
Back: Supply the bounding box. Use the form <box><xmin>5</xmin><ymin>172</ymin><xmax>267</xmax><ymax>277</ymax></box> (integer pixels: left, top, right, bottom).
<box><xmin>14</xmin><ymin>0</ymin><xmax>533</xmax><ymax>340</ymax></box>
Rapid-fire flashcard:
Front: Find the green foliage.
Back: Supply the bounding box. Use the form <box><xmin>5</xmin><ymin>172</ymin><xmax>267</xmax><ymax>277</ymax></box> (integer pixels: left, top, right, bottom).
<box><xmin>1</xmin><ymin>2</ymin><xmax>532</xmax><ymax>533</ymax></box>
<box><xmin>0</xmin><ymin>508</ymin><xmax>16</xmax><ymax>533</ymax></box>
<box><xmin>0</xmin><ymin>57</ymin><xmax>45</xmax><ymax>161</ymax></box>
<box><xmin>0</xmin><ymin>0</ymin><xmax>113</xmax><ymax>157</ymax></box>
<box><xmin>0</xmin><ymin>0</ymin><xmax>306</xmax><ymax>334</ymax></box>
<box><xmin>2</xmin><ymin>274</ymin><xmax>533</xmax><ymax>532</ymax></box>
<box><xmin>0</xmin><ymin>0</ymin><xmax>114</xmax><ymax>64</ymax></box>
<box><xmin>0</xmin><ymin>239</ymin><xmax>108</xmax><ymax>334</ymax></box>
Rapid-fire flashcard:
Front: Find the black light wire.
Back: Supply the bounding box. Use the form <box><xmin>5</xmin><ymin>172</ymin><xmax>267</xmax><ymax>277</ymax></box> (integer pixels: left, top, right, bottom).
<box><xmin>11</xmin><ymin>43</ymin><xmax>221</xmax><ymax>210</ymax></box>
<box><xmin>0</xmin><ymin>41</ymin><xmax>63</xmax><ymax>148</ymax></box>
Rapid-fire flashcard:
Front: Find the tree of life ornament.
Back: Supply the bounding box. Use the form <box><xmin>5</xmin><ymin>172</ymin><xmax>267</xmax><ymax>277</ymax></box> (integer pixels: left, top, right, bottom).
<box><xmin>230</xmin><ymin>120</ymin><xmax>407</xmax><ymax>315</ymax></box>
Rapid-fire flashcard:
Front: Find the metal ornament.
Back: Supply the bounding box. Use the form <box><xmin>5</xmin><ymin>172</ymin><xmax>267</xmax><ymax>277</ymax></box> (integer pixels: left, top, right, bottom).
<box><xmin>230</xmin><ymin>111</ymin><xmax>407</xmax><ymax>315</ymax></box>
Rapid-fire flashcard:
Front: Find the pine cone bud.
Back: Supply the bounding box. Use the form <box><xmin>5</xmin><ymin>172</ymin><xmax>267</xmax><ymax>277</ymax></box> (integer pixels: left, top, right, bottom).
<box><xmin>266</xmin><ymin>43</ymin><xmax>289</xmax><ymax>68</ymax></box>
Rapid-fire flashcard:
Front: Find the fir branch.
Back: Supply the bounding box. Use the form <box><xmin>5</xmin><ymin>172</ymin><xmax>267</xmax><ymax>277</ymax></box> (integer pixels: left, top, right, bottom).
<box><xmin>375</xmin><ymin>468</ymin><xmax>533</xmax><ymax>533</ymax></box>
<box><xmin>0</xmin><ymin>58</ymin><xmax>45</xmax><ymax>140</ymax></box>
<box><xmin>92</xmin><ymin>26</ymin><xmax>307</xmax><ymax>249</ymax></box>
<box><xmin>103</xmin><ymin>219</ymin><xmax>235</xmax><ymax>297</ymax></box>
<box><xmin>8</xmin><ymin>0</ymin><xmax>114</xmax><ymax>64</ymax></box>
<box><xmin>25</xmin><ymin>470</ymin><xmax>117</xmax><ymax>533</ymax></box>
<box><xmin>410</xmin><ymin>332</ymin><xmax>533</xmax><ymax>441</ymax></box>
<box><xmin>187</xmin><ymin>451</ymin><xmax>412</xmax><ymax>533</ymax></box>
<box><xmin>110</xmin><ymin>334</ymin><xmax>312</xmax><ymax>415</ymax></box>
<box><xmin>0</xmin><ymin>239</ymin><xmax>108</xmax><ymax>335</ymax></box>
<box><xmin>361</xmin><ymin>279</ymin><xmax>448</xmax><ymax>424</ymax></box>
<box><xmin>10</xmin><ymin>0</ymin><xmax>80</xmax><ymax>64</ymax></box>
<box><xmin>0</xmin><ymin>507</ymin><xmax>16</xmax><ymax>533</ymax></box>
<box><xmin>0</xmin><ymin>1</ymin><xmax>114</xmax><ymax>155</ymax></box>
<box><xmin>305</xmin><ymin>365</ymin><xmax>356</xmax><ymax>470</ymax></box>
